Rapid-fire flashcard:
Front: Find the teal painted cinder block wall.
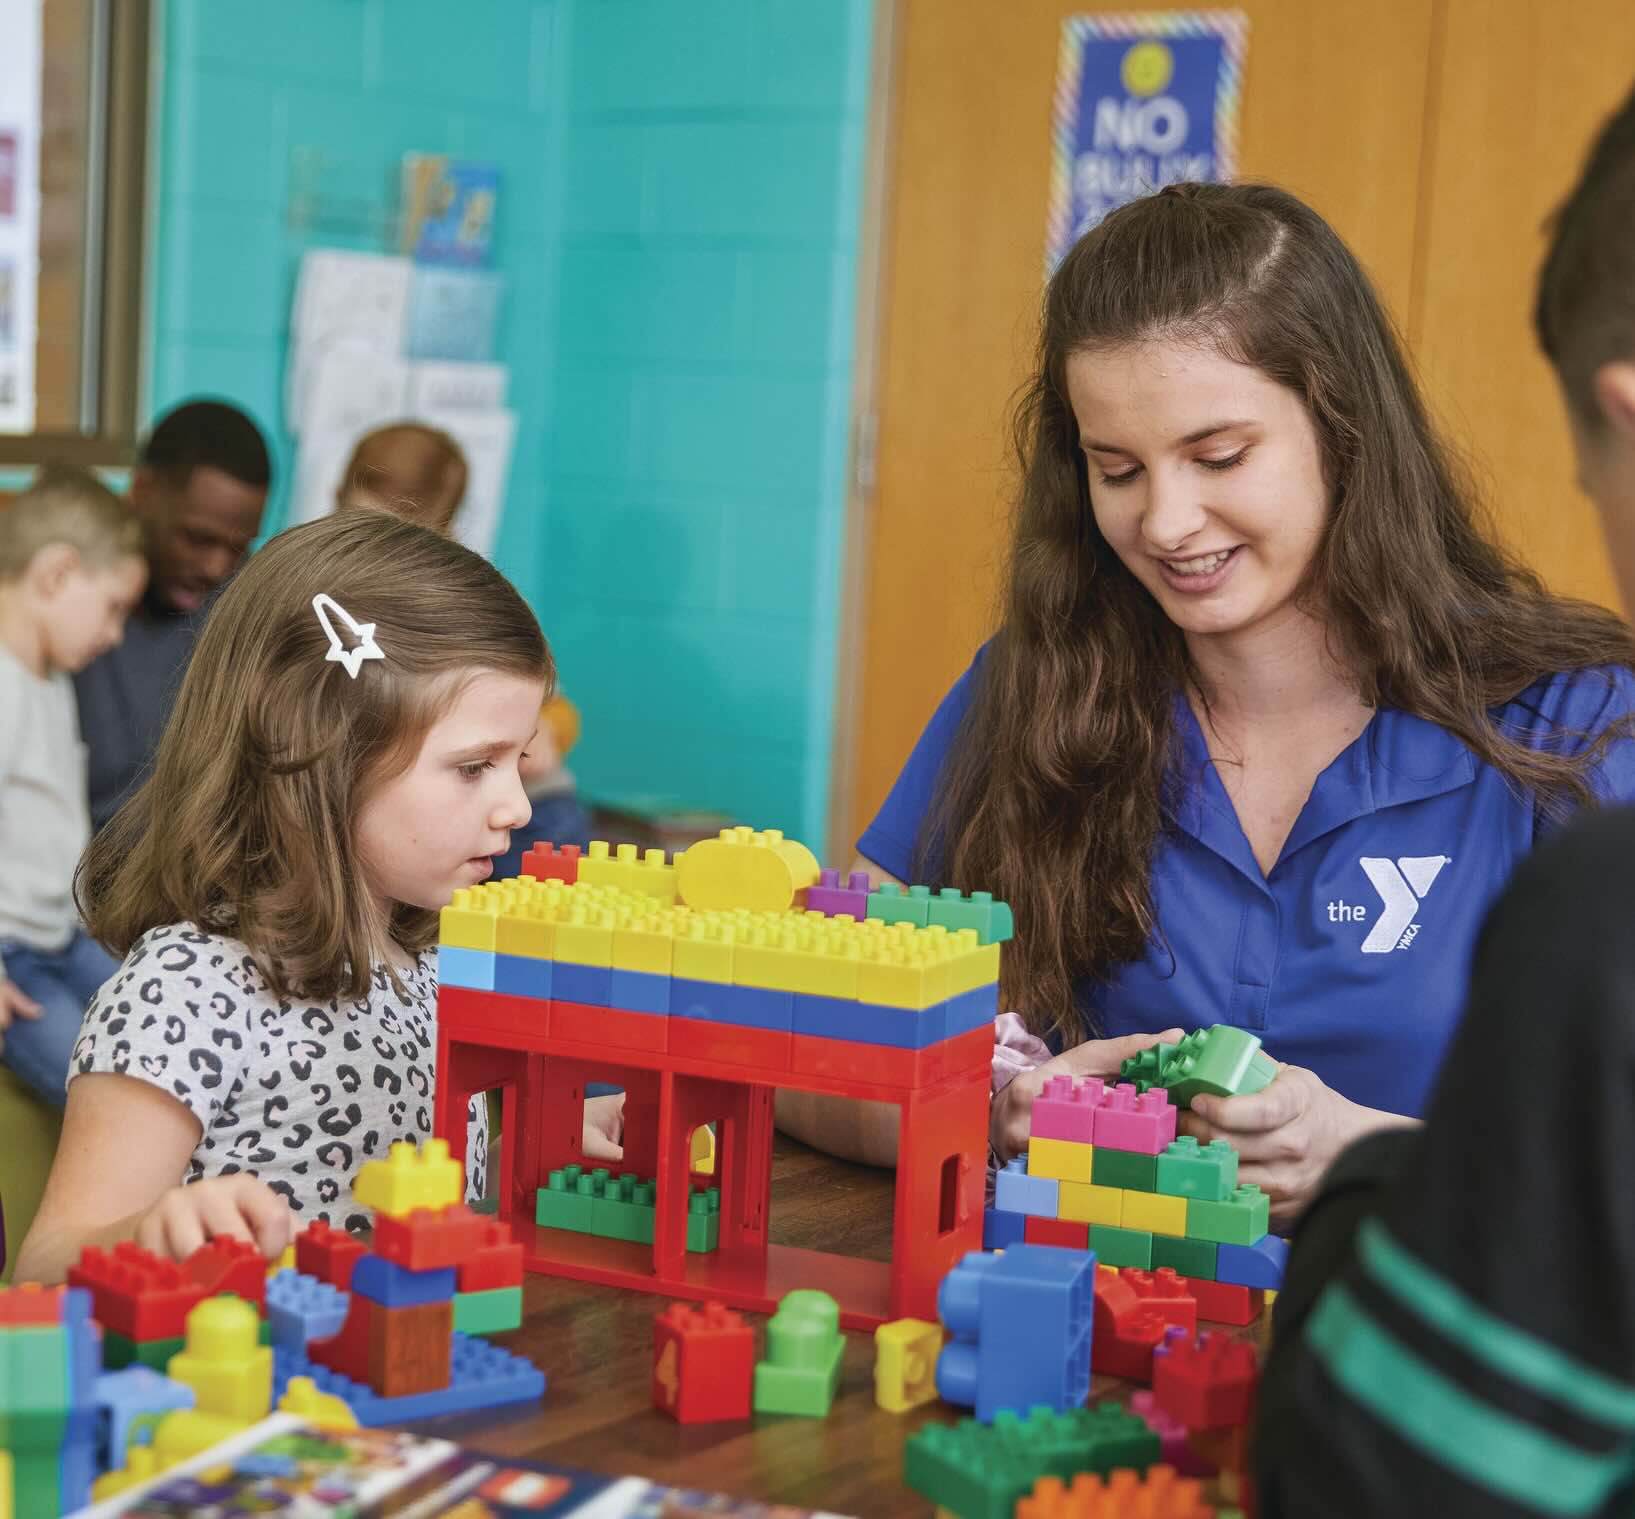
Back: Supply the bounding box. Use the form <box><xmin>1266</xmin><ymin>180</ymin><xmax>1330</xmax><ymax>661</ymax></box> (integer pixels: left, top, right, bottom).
<box><xmin>146</xmin><ymin>0</ymin><xmax>872</xmax><ymax>848</ymax></box>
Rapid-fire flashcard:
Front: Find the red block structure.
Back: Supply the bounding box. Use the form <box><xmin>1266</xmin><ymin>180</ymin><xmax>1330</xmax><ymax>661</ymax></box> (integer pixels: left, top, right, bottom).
<box><xmin>1122</xmin><ymin>1267</ymin><xmax>1198</xmax><ymax>1336</ymax></box>
<box><xmin>1092</xmin><ymin>1266</ymin><xmax>1167</xmax><ymax>1383</ymax></box>
<box><xmin>1025</xmin><ymin>1216</ymin><xmax>1091</xmax><ymax>1250</ymax></box>
<box><xmin>457</xmin><ymin>1220</ymin><xmax>526</xmax><ymax>1293</ymax></box>
<box><xmin>652</xmin><ymin>1300</ymin><xmax>754</xmax><ymax>1423</ymax></box>
<box><xmin>1152</xmin><ymin>1329</ymin><xmax>1258</xmax><ymax>1431</ymax></box>
<box><xmin>373</xmin><ymin>1203</ymin><xmax>487</xmax><ymax>1272</ymax></box>
<box><xmin>297</xmin><ymin>1219</ymin><xmax>368</xmax><ymax>1292</ymax></box>
<box><xmin>520</xmin><ymin>842</ymin><xmax>580</xmax><ymax>884</ymax></box>
<box><xmin>1188</xmin><ymin>1279</ymin><xmax>1263</xmax><ymax>1327</ymax></box>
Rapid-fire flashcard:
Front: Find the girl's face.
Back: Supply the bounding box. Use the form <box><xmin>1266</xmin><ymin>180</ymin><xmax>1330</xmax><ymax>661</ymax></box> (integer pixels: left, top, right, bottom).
<box><xmin>1066</xmin><ymin>339</ymin><xmax>1330</xmax><ymax>644</ymax></box>
<box><xmin>356</xmin><ymin>669</ymin><xmax>544</xmax><ymax>913</ymax></box>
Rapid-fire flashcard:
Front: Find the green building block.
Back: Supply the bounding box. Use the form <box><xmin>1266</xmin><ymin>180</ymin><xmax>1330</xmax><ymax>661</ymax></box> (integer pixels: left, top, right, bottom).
<box><xmin>1087</xmin><ymin>1224</ymin><xmax>1153</xmax><ymax>1270</ymax></box>
<box><xmin>1185</xmin><ymin>1184</ymin><xmax>1270</xmax><ymax>1246</ymax></box>
<box><xmin>1121</xmin><ymin>1026</ymin><xmax>1277</xmax><ymax>1110</ymax></box>
<box><xmin>453</xmin><ymin>1286</ymin><xmax>523</xmax><ymax>1336</ymax></box>
<box><xmin>535</xmin><ymin>1165</ymin><xmax>598</xmax><ymax>1232</ymax></box>
<box><xmin>753</xmin><ymin>1290</ymin><xmax>844</xmax><ymax>1417</ymax></box>
<box><xmin>0</xmin><ymin>1325</ymin><xmax>69</xmax><ymax>1449</ymax></box>
<box><xmin>1091</xmin><ymin>1146</ymin><xmax>1157</xmax><ymax>1191</ymax></box>
<box><xmin>686</xmin><ymin>1186</ymin><xmax>721</xmax><ymax>1253</ymax></box>
<box><xmin>590</xmin><ymin>1174</ymin><xmax>658</xmax><ymax>1244</ymax></box>
<box><xmin>1155</xmin><ymin>1137</ymin><xmax>1239</xmax><ymax>1202</ymax></box>
<box><xmin>100</xmin><ymin>1330</ymin><xmax>186</xmax><ymax>1372</ymax></box>
<box><xmin>867</xmin><ymin>881</ymin><xmax>934</xmax><ymax>927</ymax></box>
<box><xmin>924</xmin><ymin>887</ymin><xmax>1015</xmax><ymax>945</ymax></box>
<box><xmin>1151</xmin><ymin>1233</ymin><xmax>1219</xmax><ymax>1280</ymax></box>
<box><xmin>1118</xmin><ymin>1041</ymin><xmax>1181</xmax><ymax>1095</ymax></box>
<box><xmin>904</xmin><ymin>1403</ymin><xmax>1161</xmax><ymax>1519</ymax></box>
<box><xmin>11</xmin><ymin>1451</ymin><xmax>61</xmax><ymax>1519</ymax></box>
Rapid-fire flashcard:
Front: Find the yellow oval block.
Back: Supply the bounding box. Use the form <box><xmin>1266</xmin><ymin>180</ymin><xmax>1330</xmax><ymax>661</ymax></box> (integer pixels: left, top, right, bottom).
<box><xmin>676</xmin><ymin>826</ymin><xmax>820</xmax><ymax>913</ymax></box>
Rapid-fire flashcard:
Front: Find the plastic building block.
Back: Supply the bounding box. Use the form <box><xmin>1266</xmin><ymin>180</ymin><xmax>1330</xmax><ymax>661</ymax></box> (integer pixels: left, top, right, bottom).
<box><xmin>93</xmin><ymin>1366</ymin><xmax>195</xmax><ymax>1471</ymax></box>
<box><xmin>676</xmin><ymin>826</ymin><xmax>820</xmax><ymax>913</ymax></box>
<box><xmin>440</xmin><ymin>889</ymin><xmax>500</xmax><ymax>951</ymax></box>
<box><xmin>520</xmin><ymin>840</ymin><xmax>580</xmax><ymax>884</ymax></box>
<box><xmin>1120</xmin><ymin>1189</ymin><xmax>1188</xmax><ymax>1238</ymax></box>
<box><xmin>438</xmin><ymin>945</ymin><xmax>495</xmax><ymax>990</ymax></box>
<box><xmin>350</xmin><ymin>1253</ymin><xmax>457</xmax><ymax>1308</ymax></box>
<box><xmin>805</xmin><ymin>868</ymin><xmax>871</xmax><ymax>920</ymax></box>
<box><xmin>1014</xmin><ymin>1466</ymin><xmax>1215</xmax><ymax>1518</ymax></box>
<box><xmin>372</xmin><ymin>1201</ymin><xmax>487</xmax><ymax>1272</ymax></box>
<box><xmin>904</xmin><ymin>1404</ymin><xmax>1161</xmax><ymax>1519</ymax></box>
<box><xmin>1120</xmin><ymin>1027</ymin><xmax>1277</xmax><ymax>1110</ymax></box>
<box><xmin>373</xmin><ymin>1300</ymin><xmax>454</xmax><ymax>1398</ymax></box>
<box><xmin>591</xmin><ymin>1174</ymin><xmax>658</xmax><ymax>1245</ymax></box>
<box><xmin>181</xmin><ymin>1237</ymin><xmax>269</xmax><ymax>1314</ymax></box>
<box><xmin>457</xmin><ymin>1219</ymin><xmax>524</xmax><ymax>1293</ymax></box>
<box><xmin>653</xmin><ymin>1301</ymin><xmax>753</xmax><ymax>1424</ymax></box>
<box><xmin>1087</xmin><ymin>1224</ymin><xmax>1152</xmax><ymax>1270</ymax></box>
<box><xmin>0</xmin><ymin>1286</ymin><xmax>70</xmax><ymax>1326</ymax></box>
<box><xmin>100</xmin><ymin>1330</ymin><xmax>184</xmax><ymax>1372</ymax></box>
<box><xmin>1186</xmin><ymin>1280</ymin><xmax>1263</xmax><ymax>1327</ymax></box>
<box><xmin>265</xmin><ymin>1269</ymin><xmax>349</xmax><ymax>1353</ymax></box>
<box><xmin>1091</xmin><ymin>1266</ymin><xmax>1166</xmax><ymax>1383</ymax></box>
<box><xmin>353</xmin><ymin>1138</ymin><xmax>462</xmax><ymax>1219</ymax></box>
<box><xmin>578</xmin><ymin>840</ymin><xmax>679</xmax><ymax>905</ymax></box>
<box><xmin>874</xmin><ymin>1318</ymin><xmax>943</xmax><ymax>1412</ymax></box>
<box><xmin>273</xmin><ymin>1332</ymin><xmax>544</xmax><ymax>1426</ymax></box>
<box><xmin>1129</xmin><ymin>1389</ymin><xmax>1216</xmax><ymax>1479</ymax></box>
<box><xmin>1031</xmin><ymin>1075</ymin><xmax>1102</xmax><ymax>1144</ymax></box>
<box><xmin>1093</xmin><ymin>1085</ymin><xmax>1178</xmax><ymax>1156</ymax></box>
<box><xmin>1155</xmin><ymin>1138</ymin><xmax>1239</xmax><ymax>1203</ymax></box>
<box><xmin>938</xmin><ymin>1247</ymin><xmax>1092</xmax><ymax>1423</ymax></box>
<box><xmin>994</xmin><ymin>1157</ymin><xmax>1060</xmax><ymax>1218</ymax></box>
<box><xmin>1025</xmin><ymin>1217</ymin><xmax>1090</xmax><ymax>1250</ymax></box>
<box><xmin>1121</xmin><ymin>1269</ymin><xmax>1198</xmax><ymax>1335</ymax></box>
<box><xmin>1028</xmin><ymin>1136</ymin><xmax>1093</xmax><ymax>1185</ymax></box>
<box><xmin>1214</xmin><ymin>1235</ymin><xmax>1288</xmax><ymax>1290</ymax></box>
<box><xmin>494</xmin><ymin>953</ymin><xmax>552</xmax><ymax>998</ymax></box>
<box><xmin>536</xmin><ymin>1168</ymin><xmax>596</xmax><ymax>1232</ymax></box>
<box><xmin>686</xmin><ymin>1188</ymin><xmax>721</xmax><ymax>1253</ymax></box>
<box><xmin>690</xmin><ymin>1123</ymin><xmax>716</xmax><ymax>1174</ymax></box>
<box><xmin>276</xmin><ymin>1374</ymin><xmax>359</xmax><ymax>1429</ymax></box>
<box><xmin>983</xmin><ymin>1207</ymin><xmax>1027</xmax><ymax>1251</ymax></box>
<box><xmin>1152</xmin><ymin>1235</ymin><xmax>1218</xmax><ymax>1282</ymax></box>
<box><xmin>66</xmin><ymin>1243</ymin><xmax>204</xmax><ymax>1342</ymax></box>
<box><xmin>1058</xmin><ymin>1181</ymin><xmax>1123</xmax><ymax>1227</ymax></box>
<box><xmin>1184</xmin><ymin>1186</ymin><xmax>1269</xmax><ymax>1247</ymax></box>
<box><xmin>754</xmin><ymin>1290</ymin><xmax>844</xmax><ymax>1417</ymax></box>
<box><xmin>867</xmin><ymin>881</ymin><xmax>934</xmax><ymax>927</ymax></box>
<box><xmin>454</xmin><ymin>1286</ymin><xmax>523</xmax><ymax>1337</ymax></box>
<box><xmin>1092</xmin><ymin>1146</ymin><xmax>1157</xmax><ymax>1192</ymax></box>
<box><xmin>924</xmin><ymin>887</ymin><xmax>1015</xmax><ymax>945</ymax></box>
<box><xmin>166</xmin><ymin>1295</ymin><xmax>273</xmax><ymax>1424</ymax></box>
<box><xmin>296</xmin><ymin>1219</ymin><xmax>367</xmax><ymax>1291</ymax></box>
<box><xmin>1152</xmin><ymin>1329</ymin><xmax>1257</xmax><ymax>1431</ymax></box>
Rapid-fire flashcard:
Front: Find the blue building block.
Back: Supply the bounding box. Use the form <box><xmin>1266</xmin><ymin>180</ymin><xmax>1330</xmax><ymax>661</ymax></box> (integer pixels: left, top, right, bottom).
<box><xmin>982</xmin><ymin>1206</ymin><xmax>1027</xmax><ymax>1251</ymax></box>
<box><xmin>610</xmin><ymin>967</ymin><xmax>670</xmax><ymax>1014</ymax></box>
<box><xmin>349</xmin><ymin>1253</ymin><xmax>456</xmax><ymax>1309</ymax></box>
<box><xmin>993</xmin><ymin>1156</ymin><xmax>1059</xmax><ymax>1219</ymax></box>
<box><xmin>553</xmin><ymin>959</ymin><xmax>612</xmax><ymax>1006</ymax></box>
<box><xmin>1215</xmin><ymin>1233</ymin><xmax>1289</xmax><ymax>1290</ymax></box>
<box><xmin>271</xmin><ymin>1333</ymin><xmax>544</xmax><ymax>1426</ymax></box>
<box><xmin>791</xmin><ymin>992</ymin><xmax>942</xmax><ymax>1049</ymax></box>
<box><xmin>59</xmin><ymin>1288</ymin><xmax>101</xmax><ymax>1514</ymax></box>
<box><xmin>93</xmin><ymin>1366</ymin><xmax>194</xmax><ymax>1471</ymax></box>
<box><xmin>266</xmin><ymin>1269</ymin><xmax>350</xmax><ymax>1353</ymax></box>
<box><xmin>672</xmin><ymin>976</ymin><xmax>793</xmax><ymax>1032</ymax></box>
<box><xmin>946</xmin><ymin>983</ymin><xmax>999</xmax><ymax>1036</ymax></box>
<box><xmin>438</xmin><ymin>946</ymin><xmax>495</xmax><ymax>991</ymax></box>
<box><xmin>936</xmin><ymin>1245</ymin><xmax>1094</xmax><ymax>1423</ymax></box>
<box><xmin>494</xmin><ymin>952</ymin><xmax>551</xmax><ymax>1000</ymax></box>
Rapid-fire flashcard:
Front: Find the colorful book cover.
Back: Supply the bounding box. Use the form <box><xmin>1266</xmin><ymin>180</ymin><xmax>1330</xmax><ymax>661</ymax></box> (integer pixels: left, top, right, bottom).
<box><xmin>400</xmin><ymin>154</ymin><xmax>500</xmax><ymax>268</ymax></box>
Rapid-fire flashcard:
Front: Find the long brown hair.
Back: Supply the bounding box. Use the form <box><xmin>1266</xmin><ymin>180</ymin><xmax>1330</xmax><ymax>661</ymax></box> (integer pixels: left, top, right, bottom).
<box><xmin>925</xmin><ymin>182</ymin><xmax>1635</xmax><ymax>1044</ymax></box>
<box><xmin>79</xmin><ymin>510</ymin><xmax>551</xmax><ymax>1000</ymax></box>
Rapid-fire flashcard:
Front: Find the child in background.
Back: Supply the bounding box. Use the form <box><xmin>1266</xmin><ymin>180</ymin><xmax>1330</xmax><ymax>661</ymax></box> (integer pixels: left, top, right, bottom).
<box><xmin>337</xmin><ymin>420</ymin><xmax>592</xmax><ymax>863</ymax></box>
<box><xmin>14</xmin><ymin>511</ymin><xmax>624</xmax><ymax>1284</ymax></box>
<box><xmin>0</xmin><ymin>466</ymin><xmax>146</xmax><ymax>1107</ymax></box>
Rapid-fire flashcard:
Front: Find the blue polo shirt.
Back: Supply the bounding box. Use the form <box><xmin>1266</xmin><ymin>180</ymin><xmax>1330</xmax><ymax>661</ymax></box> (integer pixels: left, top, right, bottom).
<box><xmin>859</xmin><ymin>647</ymin><xmax>1635</xmax><ymax>1116</ymax></box>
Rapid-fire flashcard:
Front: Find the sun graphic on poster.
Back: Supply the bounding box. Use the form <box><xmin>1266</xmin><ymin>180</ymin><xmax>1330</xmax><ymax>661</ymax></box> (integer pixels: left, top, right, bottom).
<box><xmin>1121</xmin><ymin>40</ymin><xmax>1174</xmax><ymax>97</ymax></box>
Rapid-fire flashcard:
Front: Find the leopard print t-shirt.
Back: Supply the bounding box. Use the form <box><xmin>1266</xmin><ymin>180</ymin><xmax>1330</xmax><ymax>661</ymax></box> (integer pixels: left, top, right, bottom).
<box><xmin>69</xmin><ymin>922</ymin><xmax>487</xmax><ymax>1232</ymax></box>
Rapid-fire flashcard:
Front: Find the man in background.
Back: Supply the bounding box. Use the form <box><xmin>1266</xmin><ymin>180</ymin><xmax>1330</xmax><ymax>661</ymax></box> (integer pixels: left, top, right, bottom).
<box><xmin>75</xmin><ymin>399</ymin><xmax>270</xmax><ymax>830</ymax></box>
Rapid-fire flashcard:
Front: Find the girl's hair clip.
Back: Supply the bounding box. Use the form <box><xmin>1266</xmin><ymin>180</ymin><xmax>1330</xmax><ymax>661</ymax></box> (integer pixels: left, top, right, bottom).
<box><xmin>312</xmin><ymin>593</ymin><xmax>386</xmax><ymax>679</ymax></box>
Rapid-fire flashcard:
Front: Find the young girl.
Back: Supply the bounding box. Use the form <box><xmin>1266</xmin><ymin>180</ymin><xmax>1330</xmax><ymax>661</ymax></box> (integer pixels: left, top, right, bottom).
<box><xmin>796</xmin><ymin>182</ymin><xmax>1635</xmax><ymax>1217</ymax></box>
<box><xmin>14</xmin><ymin>510</ymin><xmax>622</xmax><ymax>1283</ymax></box>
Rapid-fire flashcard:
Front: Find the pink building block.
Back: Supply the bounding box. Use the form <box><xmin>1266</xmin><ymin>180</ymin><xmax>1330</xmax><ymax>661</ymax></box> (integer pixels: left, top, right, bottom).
<box><xmin>806</xmin><ymin>869</ymin><xmax>871</xmax><ymax>920</ymax></box>
<box><xmin>1093</xmin><ymin>1083</ymin><xmax>1178</xmax><ymax>1155</ymax></box>
<box><xmin>1031</xmin><ymin>1074</ymin><xmax>1103</xmax><ymax>1144</ymax></box>
<box><xmin>1129</xmin><ymin>1389</ymin><xmax>1216</xmax><ymax>1478</ymax></box>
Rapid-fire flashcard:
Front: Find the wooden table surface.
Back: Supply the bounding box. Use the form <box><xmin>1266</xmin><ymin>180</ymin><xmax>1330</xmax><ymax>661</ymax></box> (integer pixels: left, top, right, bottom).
<box><xmin>405</xmin><ymin>1133</ymin><xmax>1244</xmax><ymax>1519</ymax></box>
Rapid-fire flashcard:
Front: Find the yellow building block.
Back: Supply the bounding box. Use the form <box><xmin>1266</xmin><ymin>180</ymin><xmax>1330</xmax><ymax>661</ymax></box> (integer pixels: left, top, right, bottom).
<box><xmin>168</xmin><ymin>1296</ymin><xmax>273</xmax><ymax>1423</ymax></box>
<box><xmin>553</xmin><ymin>905</ymin><xmax>617</xmax><ymax>967</ymax></box>
<box><xmin>676</xmin><ymin>826</ymin><xmax>820</xmax><ymax>913</ymax></box>
<box><xmin>612</xmin><ymin>913</ymin><xmax>679</xmax><ymax>975</ymax></box>
<box><xmin>440</xmin><ymin>886</ymin><xmax>499</xmax><ymax>950</ymax></box>
<box><xmin>579</xmin><ymin>840</ymin><xmax>681</xmax><ymax>905</ymax></box>
<box><xmin>279</xmin><ymin>1375</ymin><xmax>360</xmax><ymax>1429</ymax></box>
<box><xmin>690</xmin><ymin>1123</ymin><xmax>715</xmax><ymax>1173</ymax></box>
<box><xmin>856</xmin><ymin>940</ymin><xmax>952</xmax><ymax>1010</ymax></box>
<box><xmin>496</xmin><ymin>900</ymin><xmax>556</xmax><ymax>958</ymax></box>
<box><xmin>734</xmin><ymin>922</ymin><xmax>862</xmax><ymax>998</ymax></box>
<box><xmin>0</xmin><ymin>1449</ymin><xmax>11</xmax><ymax>1519</ymax></box>
<box><xmin>673</xmin><ymin>919</ymin><xmax>735</xmax><ymax>983</ymax></box>
<box><xmin>267</xmin><ymin>1243</ymin><xmax>296</xmax><ymax>1278</ymax></box>
<box><xmin>1058</xmin><ymin>1180</ymin><xmax>1124</xmax><ymax>1226</ymax></box>
<box><xmin>944</xmin><ymin>935</ymin><xmax>1001</xmax><ymax>998</ymax></box>
<box><xmin>354</xmin><ymin>1138</ymin><xmax>463</xmax><ymax>1217</ymax></box>
<box><xmin>874</xmin><ymin>1318</ymin><xmax>944</xmax><ymax>1412</ymax></box>
<box><xmin>1027</xmin><ymin>1135</ymin><xmax>1093</xmax><ymax>1185</ymax></box>
<box><xmin>1119</xmin><ymin>1188</ymin><xmax>1188</xmax><ymax>1237</ymax></box>
<box><xmin>91</xmin><ymin>1443</ymin><xmax>161</xmax><ymax>1502</ymax></box>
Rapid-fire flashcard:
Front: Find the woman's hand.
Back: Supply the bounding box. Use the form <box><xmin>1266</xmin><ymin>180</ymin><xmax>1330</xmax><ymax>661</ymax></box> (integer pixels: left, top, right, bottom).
<box><xmin>1182</xmin><ymin>1064</ymin><xmax>1416</xmax><ymax>1224</ymax></box>
<box><xmin>583</xmin><ymin>1091</ymin><xmax>626</xmax><ymax>1162</ymax></box>
<box><xmin>991</xmin><ymin>1028</ymin><xmax>1186</xmax><ymax>1164</ymax></box>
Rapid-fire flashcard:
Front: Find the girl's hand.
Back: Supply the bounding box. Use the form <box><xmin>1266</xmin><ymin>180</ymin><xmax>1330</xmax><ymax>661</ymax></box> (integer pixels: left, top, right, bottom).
<box><xmin>992</xmin><ymin>1028</ymin><xmax>1186</xmax><ymax>1164</ymax></box>
<box><xmin>583</xmin><ymin>1092</ymin><xmax>626</xmax><ymax>1162</ymax></box>
<box><xmin>132</xmin><ymin>1174</ymin><xmax>296</xmax><ymax>1263</ymax></box>
<box><xmin>1182</xmin><ymin>1064</ymin><xmax>1416</xmax><ymax>1224</ymax></box>
<box><xmin>0</xmin><ymin>978</ymin><xmax>43</xmax><ymax>1050</ymax></box>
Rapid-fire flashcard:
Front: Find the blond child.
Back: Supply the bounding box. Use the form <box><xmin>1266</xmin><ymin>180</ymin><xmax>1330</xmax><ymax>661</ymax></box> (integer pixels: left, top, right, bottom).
<box><xmin>14</xmin><ymin>511</ymin><xmax>622</xmax><ymax>1283</ymax></box>
<box><xmin>0</xmin><ymin>466</ymin><xmax>146</xmax><ymax>1107</ymax></box>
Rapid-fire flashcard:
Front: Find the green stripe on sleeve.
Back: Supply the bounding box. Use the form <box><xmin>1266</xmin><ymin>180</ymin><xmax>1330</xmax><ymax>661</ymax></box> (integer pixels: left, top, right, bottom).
<box><xmin>1306</xmin><ymin>1284</ymin><xmax>1633</xmax><ymax>1516</ymax></box>
<box><xmin>1360</xmin><ymin>1219</ymin><xmax>1635</xmax><ymax>1431</ymax></box>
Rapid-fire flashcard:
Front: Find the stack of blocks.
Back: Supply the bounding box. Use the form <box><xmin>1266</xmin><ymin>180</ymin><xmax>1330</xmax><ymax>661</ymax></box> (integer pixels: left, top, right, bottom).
<box><xmin>535</xmin><ymin>1165</ymin><xmax>720</xmax><ymax>1253</ymax></box>
<box><xmin>437</xmin><ymin>826</ymin><xmax>1010</xmax><ymax>1090</ymax></box>
<box><xmin>0</xmin><ymin>1285</ymin><xmax>100</xmax><ymax>1517</ymax></box>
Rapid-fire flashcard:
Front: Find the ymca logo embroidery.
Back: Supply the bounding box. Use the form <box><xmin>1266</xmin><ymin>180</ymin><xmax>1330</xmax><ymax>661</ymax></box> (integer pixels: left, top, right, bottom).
<box><xmin>1326</xmin><ymin>856</ymin><xmax>1452</xmax><ymax>953</ymax></box>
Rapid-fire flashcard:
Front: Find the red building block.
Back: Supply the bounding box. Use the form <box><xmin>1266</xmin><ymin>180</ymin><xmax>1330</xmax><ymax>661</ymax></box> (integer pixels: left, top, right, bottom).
<box><xmin>308</xmin><ymin>1292</ymin><xmax>378</xmax><ymax>1387</ymax></box>
<box><xmin>1092</xmin><ymin>1266</ymin><xmax>1167</xmax><ymax>1383</ymax></box>
<box><xmin>182</xmin><ymin>1237</ymin><xmax>268</xmax><ymax>1314</ymax></box>
<box><xmin>297</xmin><ymin>1220</ymin><xmax>367</xmax><ymax>1292</ymax></box>
<box><xmin>0</xmin><ymin>1284</ymin><xmax>70</xmax><ymax>1325</ymax></box>
<box><xmin>457</xmin><ymin>1220</ymin><xmax>525</xmax><ymax>1294</ymax></box>
<box><xmin>1092</xmin><ymin>1084</ymin><xmax>1178</xmax><ymax>1156</ymax></box>
<box><xmin>373</xmin><ymin>1203</ymin><xmax>487</xmax><ymax>1273</ymax></box>
<box><xmin>1152</xmin><ymin>1329</ymin><xmax>1258</xmax><ymax>1431</ymax></box>
<box><xmin>1122</xmin><ymin>1268</ymin><xmax>1197</xmax><ymax>1335</ymax></box>
<box><xmin>652</xmin><ymin>1300</ymin><xmax>754</xmax><ymax>1424</ymax></box>
<box><xmin>521</xmin><ymin>842</ymin><xmax>580</xmax><ymax>884</ymax></box>
<box><xmin>1025</xmin><ymin>1216</ymin><xmax>1091</xmax><ymax>1250</ymax></box>
<box><xmin>1186</xmin><ymin>1278</ymin><xmax>1264</xmax><ymax>1327</ymax></box>
<box><xmin>1030</xmin><ymin>1074</ymin><xmax>1103</xmax><ymax>1145</ymax></box>
<box><xmin>68</xmin><ymin>1242</ymin><xmax>204</xmax><ymax>1341</ymax></box>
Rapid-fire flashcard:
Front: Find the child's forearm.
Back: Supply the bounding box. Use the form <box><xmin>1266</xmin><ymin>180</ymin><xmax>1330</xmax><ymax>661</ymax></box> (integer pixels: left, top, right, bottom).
<box><xmin>13</xmin><ymin>1206</ymin><xmax>149</xmax><ymax>1285</ymax></box>
<box><xmin>774</xmin><ymin>1090</ymin><xmax>900</xmax><ymax>1168</ymax></box>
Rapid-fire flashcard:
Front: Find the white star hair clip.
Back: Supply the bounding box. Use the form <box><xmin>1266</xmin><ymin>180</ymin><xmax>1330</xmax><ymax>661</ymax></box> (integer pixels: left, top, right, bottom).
<box><xmin>311</xmin><ymin>593</ymin><xmax>386</xmax><ymax>679</ymax></box>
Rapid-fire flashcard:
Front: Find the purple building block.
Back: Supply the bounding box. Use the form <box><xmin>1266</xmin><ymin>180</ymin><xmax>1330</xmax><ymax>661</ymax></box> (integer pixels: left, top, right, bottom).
<box><xmin>1093</xmin><ymin>1083</ymin><xmax>1178</xmax><ymax>1155</ymax></box>
<box><xmin>1129</xmin><ymin>1389</ymin><xmax>1215</xmax><ymax>1477</ymax></box>
<box><xmin>1030</xmin><ymin>1074</ymin><xmax>1103</xmax><ymax>1144</ymax></box>
<box><xmin>805</xmin><ymin>868</ymin><xmax>872</xmax><ymax>921</ymax></box>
